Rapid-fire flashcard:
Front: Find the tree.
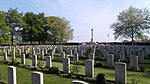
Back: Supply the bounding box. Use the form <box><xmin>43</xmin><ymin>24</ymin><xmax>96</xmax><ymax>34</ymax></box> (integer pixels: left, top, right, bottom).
<box><xmin>0</xmin><ymin>11</ymin><xmax>10</xmax><ymax>44</ymax></box>
<box><xmin>22</xmin><ymin>12</ymin><xmax>46</xmax><ymax>44</ymax></box>
<box><xmin>6</xmin><ymin>8</ymin><xmax>24</xmax><ymax>45</ymax></box>
<box><xmin>22</xmin><ymin>12</ymin><xmax>39</xmax><ymax>44</ymax></box>
<box><xmin>110</xmin><ymin>6</ymin><xmax>150</xmax><ymax>43</ymax></box>
<box><xmin>136</xmin><ymin>35</ymin><xmax>150</xmax><ymax>42</ymax></box>
<box><xmin>35</xmin><ymin>13</ymin><xmax>46</xmax><ymax>44</ymax></box>
<box><xmin>46</xmin><ymin>16</ymin><xmax>74</xmax><ymax>44</ymax></box>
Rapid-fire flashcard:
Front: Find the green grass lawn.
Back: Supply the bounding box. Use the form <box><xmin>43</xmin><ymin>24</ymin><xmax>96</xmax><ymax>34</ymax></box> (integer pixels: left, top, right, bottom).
<box><xmin>0</xmin><ymin>63</ymin><xmax>73</xmax><ymax>84</ymax></box>
<box><xmin>1</xmin><ymin>55</ymin><xmax>150</xmax><ymax>84</ymax></box>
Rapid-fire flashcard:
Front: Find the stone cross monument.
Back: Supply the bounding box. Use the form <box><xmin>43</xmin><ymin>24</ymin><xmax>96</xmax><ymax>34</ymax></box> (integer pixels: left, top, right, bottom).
<box><xmin>91</xmin><ymin>28</ymin><xmax>94</xmax><ymax>42</ymax></box>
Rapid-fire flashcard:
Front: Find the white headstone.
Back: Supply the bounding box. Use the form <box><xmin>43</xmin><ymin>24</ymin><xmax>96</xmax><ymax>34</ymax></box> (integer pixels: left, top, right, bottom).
<box><xmin>130</xmin><ymin>55</ymin><xmax>138</xmax><ymax>71</ymax></box>
<box><xmin>40</xmin><ymin>50</ymin><xmax>44</xmax><ymax>60</ymax></box>
<box><xmin>46</xmin><ymin>56</ymin><xmax>52</xmax><ymax>68</ymax></box>
<box><xmin>107</xmin><ymin>54</ymin><xmax>114</xmax><ymax>68</ymax></box>
<box><xmin>32</xmin><ymin>72</ymin><xmax>43</xmax><ymax>84</ymax></box>
<box><xmin>8</xmin><ymin>66</ymin><xmax>17</xmax><ymax>84</ymax></box>
<box><xmin>63</xmin><ymin>58</ymin><xmax>70</xmax><ymax>74</ymax></box>
<box><xmin>138</xmin><ymin>51</ymin><xmax>144</xmax><ymax>64</ymax></box>
<box><xmin>60</xmin><ymin>52</ymin><xmax>65</xmax><ymax>61</ymax></box>
<box><xmin>12</xmin><ymin>53</ymin><xmax>15</xmax><ymax>62</ymax></box>
<box><xmin>32</xmin><ymin>55</ymin><xmax>37</xmax><ymax>67</ymax></box>
<box><xmin>74</xmin><ymin>53</ymin><xmax>79</xmax><ymax>62</ymax></box>
<box><xmin>85</xmin><ymin>59</ymin><xmax>94</xmax><ymax>77</ymax></box>
<box><xmin>21</xmin><ymin>54</ymin><xmax>25</xmax><ymax>65</ymax></box>
<box><xmin>115</xmin><ymin>62</ymin><xmax>126</xmax><ymax>84</ymax></box>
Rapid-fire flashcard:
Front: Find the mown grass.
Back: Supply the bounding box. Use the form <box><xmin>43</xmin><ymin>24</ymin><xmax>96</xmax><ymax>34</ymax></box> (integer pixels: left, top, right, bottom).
<box><xmin>0</xmin><ymin>63</ymin><xmax>73</xmax><ymax>84</ymax></box>
<box><xmin>1</xmin><ymin>54</ymin><xmax>150</xmax><ymax>84</ymax></box>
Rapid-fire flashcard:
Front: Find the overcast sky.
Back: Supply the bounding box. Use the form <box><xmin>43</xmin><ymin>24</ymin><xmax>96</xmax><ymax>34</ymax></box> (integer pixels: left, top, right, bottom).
<box><xmin>0</xmin><ymin>0</ymin><xmax>150</xmax><ymax>42</ymax></box>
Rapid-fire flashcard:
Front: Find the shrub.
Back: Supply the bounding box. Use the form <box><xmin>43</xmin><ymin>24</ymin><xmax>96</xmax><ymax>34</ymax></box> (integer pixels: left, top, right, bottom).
<box><xmin>95</xmin><ymin>48</ymin><xmax>101</xmax><ymax>56</ymax></box>
<box><xmin>95</xmin><ymin>62</ymin><xmax>103</xmax><ymax>67</ymax></box>
<box><xmin>48</xmin><ymin>67</ymin><xmax>60</xmax><ymax>75</ymax></box>
<box><xmin>26</xmin><ymin>52</ymin><xmax>32</xmax><ymax>58</ymax></box>
<box><xmin>13</xmin><ymin>62</ymin><xmax>20</xmax><ymax>66</ymax></box>
<box><xmin>55</xmin><ymin>48</ymin><xmax>60</xmax><ymax>53</ymax></box>
<box><xmin>37</xmin><ymin>61</ymin><xmax>44</xmax><ymax>69</ymax></box>
<box><xmin>0</xmin><ymin>60</ymin><xmax>8</xmax><ymax>64</ymax></box>
<box><xmin>15</xmin><ymin>53</ymin><xmax>19</xmax><ymax>58</ymax></box>
<box><xmin>139</xmin><ymin>66</ymin><xmax>146</xmax><ymax>72</ymax></box>
<box><xmin>127</xmin><ymin>67</ymin><xmax>132</xmax><ymax>71</ymax></box>
<box><xmin>69</xmin><ymin>61</ymin><xmax>81</xmax><ymax>78</ymax></box>
<box><xmin>84</xmin><ymin>48</ymin><xmax>92</xmax><ymax>58</ymax></box>
<box><xmin>96</xmin><ymin>73</ymin><xmax>106</xmax><ymax>84</ymax></box>
<box><xmin>44</xmin><ymin>54</ymin><xmax>48</xmax><ymax>56</ymax></box>
<box><xmin>124</xmin><ymin>59</ymin><xmax>130</xmax><ymax>63</ymax></box>
<box><xmin>70</xmin><ymin>61</ymin><xmax>80</xmax><ymax>75</ymax></box>
<box><xmin>47</xmin><ymin>50</ymin><xmax>52</xmax><ymax>53</ymax></box>
<box><xmin>18</xmin><ymin>64</ymin><xmax>26</xmax><ymax>68</ymax></box>
<box><xmin>0</xmin><ymin>81</ymin><xmax>6</xmax><ymax>84</ymax></box>
<box><xmin>7</xmin><ymin>61</ymin><xmax>20</xmax><ymax>66</ymax></box>
<box><xmin>147</xmin><ymin>53</ymin><xmax>150</xmax><ymax>58</ymax></box>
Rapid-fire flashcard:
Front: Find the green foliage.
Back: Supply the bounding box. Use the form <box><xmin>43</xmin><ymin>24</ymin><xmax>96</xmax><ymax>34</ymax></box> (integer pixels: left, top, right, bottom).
<box><xmin>147</xmin><ymin>53</ymin><xmax>150</xmax><ymax>58</ymax></box>
<box><xmin>124</xmin><ymin>59</ymin><xmax>130</xmax><ymax>63</ymax></box>
<box><xmin>0</xmin><ymin>60</ymin><xmax>8</xmax><ymax>64</ymax></box>
<box><xmin>13</xmin><ymin>61</ymin><xmax>20</xmax><ymax>66</ymax></box>
<box><xmin>139</xmin><ymin>66</ymin><xmax>146</xmax><ymax>72</ymax></box>
<box><xmin>0</xmin><ymin>8</ymin><xmax>74</xmax><ymax>44</ymax></box>
<box><xmin>37</xmin><ymin>60</ymin><xmax>44</xmax><ymax>69</ymax></box>
<box><xmin>110</xmin><ymin>6</ymin><xmax>150</xmax><ymax>42</ymax></box>
<box><xmin>7</xmin><ymin>61</ymin><xmax>20</xmax><ymax>66</ymax></box>
<box><xmin>22</xmin><ymin>12</ymin><xmax>39</xmax><ymax>44</ymax></box>
<box><xmin>96</xmin><ymin>73</ymin><xmax>106</xmax><ymax>84</ymax></box>
<box><xmin>95</xmin><ymin>48</ymin><xmax>101</xmax><ymax>56</ymax></box>
<box><xmin>25</xmin><ymin>52</ymin><xmax>32</xmax><ymax>58</ymax></box>
<box><xmin>46</xmin><ymin>16</ymin><xmax>74</xmax><ymax>44</ymax></box>
<box><xmin>18</xmin><ymin>64</ymin><xmax>27</xmax><ymax>68</ymax></box>
<box><xmin>84</xmin><ymin>48</ymin><xmax>92</xmax><ymax>58</ymax></box>
<box><xmin>70</xmin><ymin>61</ymin><xmax>80</xmax><ymax>75</ymax></box>
<box><xmin>6</xmin><ymin>8</ymin><xmax>24</xmax><ymax>45</ymax></box>
<box><xmin>0</xmin><ymin>11</ymin><xmax>10</xmax><ymax>44</ymax></box>
<box><xmin>48</xmin><ymin>67</ymin><xmax>60</xmax><ymax>75</ymax></box>
<box><xmin>22</xmin><ymin>12</ymin><xmax>47</xmax><ymax>44</ymax></box>
<box><xmin>95</xmin><ymin>62</ymin><xmax>103</xmax><ymax>67</ymax></box>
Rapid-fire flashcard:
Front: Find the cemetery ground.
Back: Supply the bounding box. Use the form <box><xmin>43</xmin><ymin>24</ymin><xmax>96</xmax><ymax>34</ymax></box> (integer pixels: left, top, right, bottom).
<box><xmin>0</xmin><ymin>48</ymin><xmax>150</xmax><ymax>84</ymax></box>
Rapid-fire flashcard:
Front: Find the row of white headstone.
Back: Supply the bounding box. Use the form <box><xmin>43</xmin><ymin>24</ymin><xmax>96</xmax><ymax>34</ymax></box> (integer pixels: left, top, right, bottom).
<box><xmin>7</xmin><ymin>61</ymin><xmax>126</xmax><ymax>84</ymax></box>
<box><xmin>8</xmin><ymin>66</ymin><xmax>43</xmax><ymax>84</ymax></box>
<box><xmin>106</xmin><ymin>54</ymin><xmax>140</xmax><ymax>71</ymax></box>
<box><xmin>3</xmin><ymin>47</ymin><xmax>138</xmax><ymax>74</ymax></box>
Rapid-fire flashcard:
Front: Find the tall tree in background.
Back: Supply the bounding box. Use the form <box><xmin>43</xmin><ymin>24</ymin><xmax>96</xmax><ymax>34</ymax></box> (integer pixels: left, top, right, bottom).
<box><xmin>0</xmin><ymin>11</ymin><xmax>10</xmax><ymax>44</ymax></box>
<box><xmin>23</xmin><ymin>12</ymin><xmax>46</xmax><ymax>44</ymax></box>
<box><xmin>46</xmin><ymin>16</ymin><xmax>74</xmax><ymax>44</ymax></box>
<box><xmin>22</xmin><ymin>12</ymin><xmax>38</xmax><ymax>44</ymax></box>
<box><xmin>35</xmin><ymin>13</ymin><xmax>46</xmax><ymax>44</ymax></box>
<box><xmin>6</xmin><ymin>8</ymin><xmax>24</xmax><ymax>45</ymax></box>
<box><xmin>110</xmin><ymin>6</ymin><xmax>150</xmax><ymax>43</ymax></box>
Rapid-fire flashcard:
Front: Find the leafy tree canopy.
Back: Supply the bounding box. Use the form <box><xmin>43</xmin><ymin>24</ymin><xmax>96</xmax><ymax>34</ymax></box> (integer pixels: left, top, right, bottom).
<box><xmin>110</xmin><ymin>6</ymin><xmax>150</xmax><ymax>42</ymax></box>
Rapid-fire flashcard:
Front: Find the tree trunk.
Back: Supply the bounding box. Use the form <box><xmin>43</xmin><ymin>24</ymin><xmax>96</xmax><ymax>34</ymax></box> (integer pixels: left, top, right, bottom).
<box><xmin>131</xmin><ymin>32</ymin><xmax>134</xmax><ymax>45</ymax></box>
<box><xmin>11</xmin><ymin>28</ymin><xmax>14</xmax><ymax>46</ymax></box>
<box><xmin>38</xmin><ymin>40</ymin><xmax>40</xmax><ymax>45</ymax></box>
<box><xmin>11</xmin><ymin>33</ymin><xmax>13</xmax><ymax>46</ymax></box>
<box><xmin>54</xmin><ymin>39</ymin><xmax>56</xmax><ymax>45</ymax></box>
<box><xmin>30</xmin><ymin>41</ymin><xmax>32</xmax><ymax>44</ymax></box>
